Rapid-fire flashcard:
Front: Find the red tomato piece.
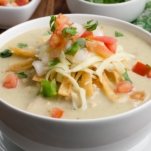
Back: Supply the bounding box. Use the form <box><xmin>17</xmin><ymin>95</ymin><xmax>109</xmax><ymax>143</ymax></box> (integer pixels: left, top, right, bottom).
<box><xmin>56</xmin><ymin>14</ymin><xmax>69</xmax><ymax>26</ymax></box>
<box><xmin>105</xmin><ymin>43</ymin><xmax>117</xmax><ymax>54</ymax></box>
<box><xmin>92</xmin><ymin>36</ymin><xmax>117</xmax><ymax>45</ymax></box>
<box><xmin>50</xmin><ymin>107</ymin><xmax>64</xmax><ymax>118</ymax></box>
<box><xmin>115</xmin><ymin>81</ymin><xmax>133</xmax><ymax>93</ymax></box>
<box><xmin>147</xmin><ymin>70</ymin><xmax>151</xmax><ymax>78</ymax></box>
<box><xmin>132</xmin><ymin>62</ymin><xmax>150</xmax><ymax>76</ymax></box>
<box><xmin>80</xmin><ymin>31</ymin><xmax>93</xmax><ymax>38</ymax></box>
<box><xmin>15</xmin><ymin>0</ymin><xmax>28</xmax><ymax>6</ymax></box>
<box><xmin>86</xmin><ymin>41</ymin><xmax>113</xmax><ymax>58</ymax></box>
<box><xmin>3</xmin><ymin>73</ymin><xmax>18</xmax><ymax>89</ymax></box>
<box><xmin>49</xmin><ymin>34</ymin><xmax>62</xmax><ymax>49</ymax></box>
<box><xmin>0</xmin><ymin>0</ymin><xmax>8</xmax><ymax>6</ymax></box>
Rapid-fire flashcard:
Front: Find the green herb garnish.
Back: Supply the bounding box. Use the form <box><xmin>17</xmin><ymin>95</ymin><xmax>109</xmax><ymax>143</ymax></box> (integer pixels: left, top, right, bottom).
<box><xmin>15</xmin><ymin>72</ymin><xmax>28</xmax><ymax>79</ymax></box>
<box><xmin>18</xmin><ymin>43</ymin><xmax>28</xmax><ymax>48</ymax></box>
<box><xmin>84</xmin><ymin>20</ymin><xmax>98</xmax><ymax>31</ymax></box>
<box><xmin>122</xmin><ymin>69</ymin><xmax>132</xmax><ymax>83</ymax></box>
<box><xmin>76</xmin><ymin>38</ymin><xmax>86</xmax><ymax>48</ymax></box>
<box><xmin>50</xmin><ymin>15</ymin><xmax>56</xmax><ymax>27</ymax></box>
<box><xmin>85</xmin><ymin>0</ymin><xmax>129</xmax><ymax>4</ymax></box>
<box><xmin>51</xmin><ymin>23</ymin><xmax>57</xmax><ymax>33</ymax></box>
<box><xmin>50</xmin><ymin>15</ymin><xmax>57</xmax><ymax>33</ymax></box>
<box><xmin>115</xmin><ymin>31</ymin><xmax>124</xmax><ymax>37</ymax></box>
<box><xmin>44</xmin><ymin>31</ymin><xmax>51</xmax><ymax>35</ymax></box>
<box><xmin>39</xmin><ymin>79</ymin><xmax>57</xmax><ymax>97</ymax></box>
<box><xmin>65</xmin><ymin>42</ymin><xmax>80</xmax><ymax>55</ymax></box>
<box><xmin>48</xmin><ymin>59</ymin><xmax>60</xmax><ymax>67</ymax></box>
<box><xmin>0</xmin><ymin>49</ymin><xmax>12</xmax><ymax>58</ymax></box>
<box><xmin>62</xmin><ymin>27</ymin><xmax>77</xmax><ymax>40</ymax></box>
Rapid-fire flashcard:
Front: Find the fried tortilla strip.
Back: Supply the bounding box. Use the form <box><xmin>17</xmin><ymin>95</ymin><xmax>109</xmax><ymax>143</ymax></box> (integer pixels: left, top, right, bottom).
<box><xmin>81</xmin><ymin>72</ymin><xmax>93</xmax><ymax>98</ymax></box>
<box><xmin>58</xmin><ymin>76</ymin><xmax>72</xmax><ymax>97</ymax></box>
<box><xmin>101</xmin><ymin>72</ymin><xmax>121</xmax><ymax>102</ymax></box>
<box><xmin>58</xmin><ymin>73</ymin><xmax>75</xmax><ymax>97</ymax></box>
<box><xmin>9</xmin><ymin>46</ymin><xmax>36</xmax><ymax>57</ymax></box>
<box><xmin>93</xmin><ymin>77</ymin><xmax>102</xmax><ymax>88</ymax></box>
<box><xmin>32</xmin><ymin>74</ymin><xmax>45</xmax><ymax>82</ymax></box>
<box><xmin>105</xmin><ymin>70</ymin><xmax>123</xmax><ymax>84</ymax></box>
<box><xmin>6</xmin><ymin>58</ymin><xmax>35</xmax><ymax>72</ymax></box>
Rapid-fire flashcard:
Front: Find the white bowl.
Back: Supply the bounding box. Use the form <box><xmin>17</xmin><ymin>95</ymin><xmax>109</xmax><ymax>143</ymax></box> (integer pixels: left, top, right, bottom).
<box><xmin>66</xmin><ymin>0</ymin><xmax>147</xmax><ymax>22</ymax></box>
<box><xmin>0</xmin><ymin>14</ymin><xmax>151</xmax><ymax>151</ymax></box>
<box><xmin>0</xmin><ymin>0</ymin><xmax>41</xmax><ymax>28</ymax></box>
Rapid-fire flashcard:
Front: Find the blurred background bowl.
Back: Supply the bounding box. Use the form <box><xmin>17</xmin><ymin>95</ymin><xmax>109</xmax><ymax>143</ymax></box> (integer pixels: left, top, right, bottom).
<box><xmin>0</xmin><ymin>0</ymin><xmax>41</xmax><ymax>28</ymax></box>
<box><xmin>66</xmin><ymin>0</ymin><xmax>147</xmax><ymax>22</ymax></box>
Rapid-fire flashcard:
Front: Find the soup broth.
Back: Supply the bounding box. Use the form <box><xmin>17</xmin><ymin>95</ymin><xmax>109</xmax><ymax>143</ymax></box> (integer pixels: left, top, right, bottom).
<box><xmin>0</xmin><ymin>22</ymin><xmax>151</xmax><ymax>119</ymax></box>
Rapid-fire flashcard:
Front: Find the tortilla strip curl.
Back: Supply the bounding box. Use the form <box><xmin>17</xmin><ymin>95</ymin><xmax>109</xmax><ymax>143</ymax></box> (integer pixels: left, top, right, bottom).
<box><xmin>106</xmin><ymin>70</ymin><xmax>123</xmax><ymax>84</ymax></box>
<box><xmin>58</xmin><ymin>73</ymin><xmax>75</xmax><ymax>97</ymax></box>
<box><xmin>58</xmin><ymin>77</ymin><xmax>72</xmax><ymax>97</ymax></box>
<box><xmin>6</xmin><ymin>58</ymin><xmax>35</xmax><ymax>72</ymax></box>
<box><xmin>32</xmin><ymin>74</ymin><xmax>45</xmax><ymax>82</ymax></box>
<box><xmin>9</xmin><ymin>46</ymin><xmax>36</xmax><ymax>57</ymax></box>
<box><xmin>101</xmin><ymin>72</ymin><xmax>121</xmax><ymax>102</ymax></box>
<box><xmin>81</xmin><ymin>72</ymin><xmax>93</xmax><ymax>98</ymax></box>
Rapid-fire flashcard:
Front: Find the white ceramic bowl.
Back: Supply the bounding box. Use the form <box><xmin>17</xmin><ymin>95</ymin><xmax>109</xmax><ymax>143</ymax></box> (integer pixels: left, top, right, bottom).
<box><xmin>0</xmin><ymin>0</ymin><xmax>41</xmax><ymax>28</ymax></box>
<box><xmin>0</xmin><ymin>14</ymin><xmax>151</xmax><ymax>151</ymax></box>
<box><xmin>66</xmin><ymin>0</ymin><xmax>147</xmax><ymax>22</ymax></box>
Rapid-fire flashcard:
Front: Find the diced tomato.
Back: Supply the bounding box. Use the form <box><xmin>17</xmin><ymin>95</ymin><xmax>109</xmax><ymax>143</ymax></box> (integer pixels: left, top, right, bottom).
<box><xmin>115</xmin><ymin>81</ymin><xmax>133</xmax><ymax>93</ymax></box>
<box><xmin>49</xmin><ymin>34</ymin><xmax>62</xmax><ymax>49</ymax></box>
<box><xmin>50</xmin><ymin>107</ymin><xmax>64</xmax><ymax>118</ymax></box>
<box><xmin>92</xmin><ymin>36</ymin><xmax>117</xmax><ymax>45</ymax></box>
<box><xmin>130</xmin><ymin>91</ymin><xmax>146</xmax><ymax>101</ymax></box>
<box><xmin>147</xmin><ymin>70</ymin><xmax>151</xmax><ymax>78</ymax></box>
<box><xmin>80</xmin><ymin>31</ymin><xmax>93</xmax><ymax>38</ymax></box>
<box><xmin>0</xmin><ymin>0</ymin><xmax>8</xmax><ymax>6</ymax></box>
<box><xmin>132</xmin><ymin>62</ymin><xmax>150</xmax><ymax>76</ymax></box>
<box><xmin>15</xmin><ymin>0</ymin><xmax>29</xmax><ymax>6</ymax></box>
<box><xmin>56</xmin><ymin>24</ymin><xmax>69</xmax><ymax>35</ymax></box>
<box><xmin>3</xmin><ymin>73</ymin><xmax>18</xmax><ymax>89</ymax></box>
<box><xmin>86</xmin><ymin>41</ymin><xmax>113</xmax><ymax>58</ymax></box>
<box><xmin>105</xmin><ymin>43</ymin><xmax>117</xmax><ymax>54</ymax></box>
<box><xmin>56</xmin><ymin>14</ymin><xmax>69</xmax><ymax>27</ymax></box>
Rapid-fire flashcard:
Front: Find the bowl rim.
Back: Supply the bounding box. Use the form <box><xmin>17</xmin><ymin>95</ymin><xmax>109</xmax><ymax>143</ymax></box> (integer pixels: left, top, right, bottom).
<box><xmin>0</xmin><ymin>14</ymin><xmax>151</xmax><ymax>123</ymax></box>
<box><xmin>0</xmin><ymin>0</ymin><xmax>41</xmax><ymax>9</ymax></box>
<box><xmin>75</xmin><ymin>0</ymin><xmax>146</xmax><ymax>7</ymax></box>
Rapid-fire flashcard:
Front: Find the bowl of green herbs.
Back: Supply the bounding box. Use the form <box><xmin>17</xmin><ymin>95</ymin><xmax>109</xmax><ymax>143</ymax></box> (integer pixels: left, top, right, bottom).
<box><xmin>66</xmin><ymin>0</ymin><xmax>147</xmax><ymax>22</ymax></box>
<box><xmin>85</xmin><ymin>0</ymin><xmax>130</xmax><ymax>4</ymax></box>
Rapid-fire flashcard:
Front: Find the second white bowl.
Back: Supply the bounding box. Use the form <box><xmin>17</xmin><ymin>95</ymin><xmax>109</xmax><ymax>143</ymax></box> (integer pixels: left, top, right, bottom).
<box><xmin>66</xmin><ymin>0</ymin><xmax>147</xmax><ymax>22</ymax></box>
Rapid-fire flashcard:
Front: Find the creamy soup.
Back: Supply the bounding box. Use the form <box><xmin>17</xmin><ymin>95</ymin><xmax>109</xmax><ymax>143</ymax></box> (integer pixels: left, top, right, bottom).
<box><xmin>0</xmin><ymin>15</ymin><xmax>151</xmax><ymax>119</ymax></box>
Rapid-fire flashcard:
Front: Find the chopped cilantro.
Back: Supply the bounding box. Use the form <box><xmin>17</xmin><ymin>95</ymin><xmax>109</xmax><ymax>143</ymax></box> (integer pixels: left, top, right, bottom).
<box><xmin>15</xmin><ymin>72</ymin><xmax>28</xmax><ymax>79</ymax></box>
<box><xmin>18</xmin><ymin>43</ymin><xmax>28</xmax><ymax>48</ymax></box>
<box><xmin>84</xmin><ymin>20</ymin><xmax>98</xmax><ymax>31</ymax></box>
<box><xmin>115</xmin><ymin>31</ymin><xmax>124</xmax><ymax>37</ymax></box>
<box><xmin>122</xmin><ymin>69</ymin><xmax>132</xmax><ymax>83</ymax></box>
<box><xmin>0</xmin><ymin>49</ymin><xmax>12</xmax><ymax>58</ymax></box>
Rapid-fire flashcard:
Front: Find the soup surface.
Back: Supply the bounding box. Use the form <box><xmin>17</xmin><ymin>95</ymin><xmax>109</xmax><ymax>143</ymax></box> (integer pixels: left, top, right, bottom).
<box><xmin>0</xmin><ymin>15</ymin><xmax>151</xmax><ymax>119</ymax></box>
